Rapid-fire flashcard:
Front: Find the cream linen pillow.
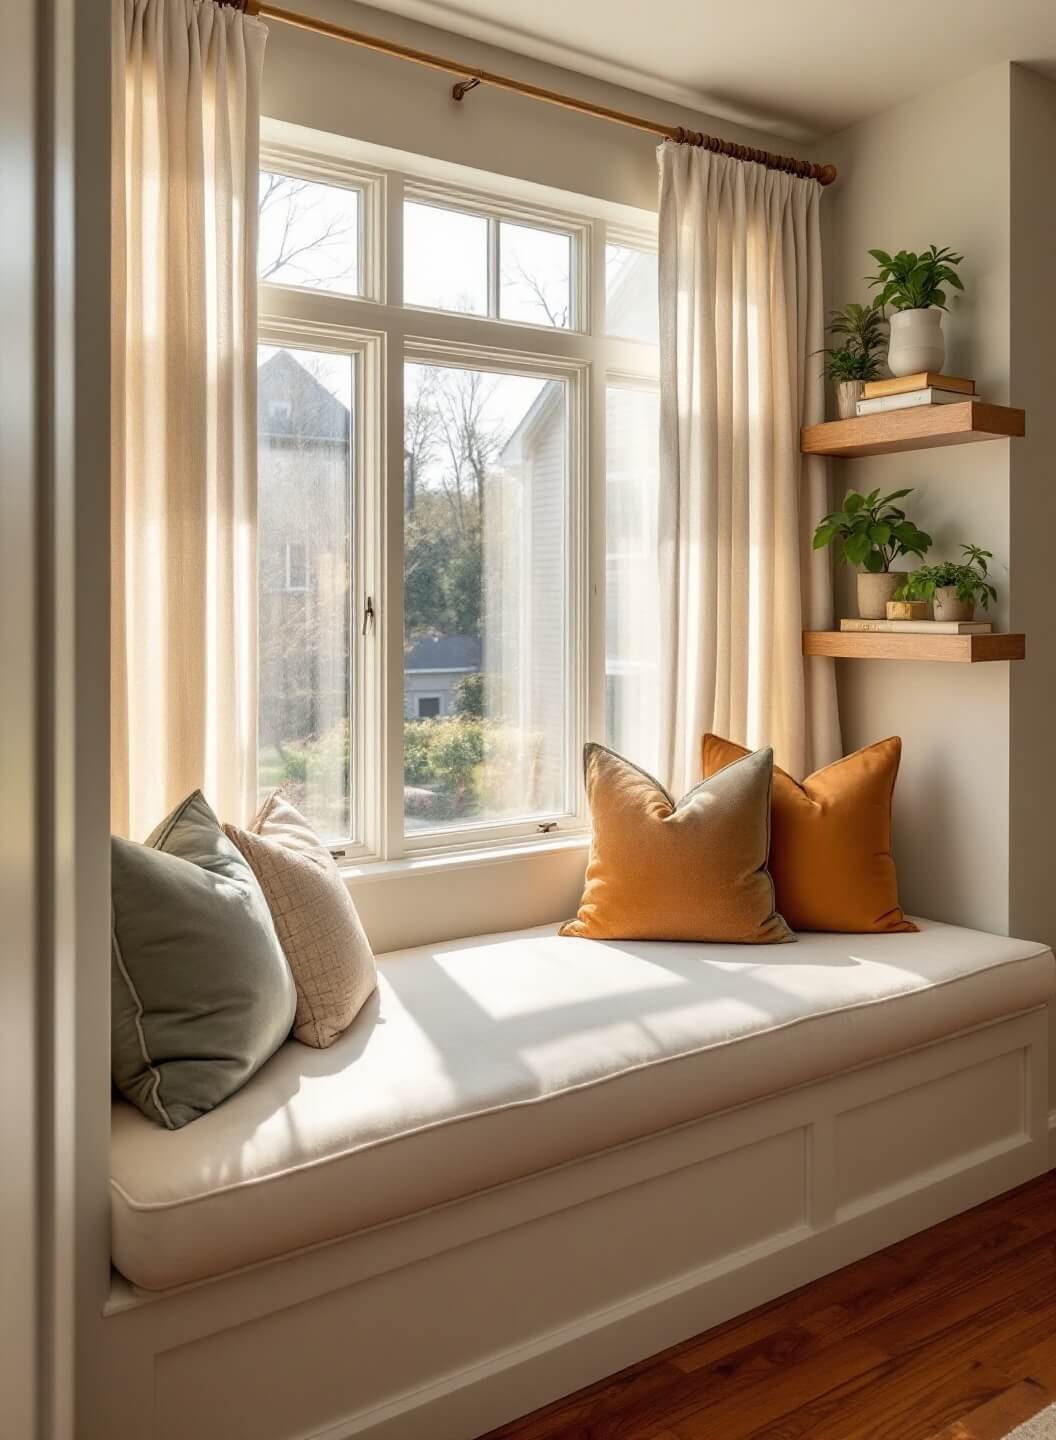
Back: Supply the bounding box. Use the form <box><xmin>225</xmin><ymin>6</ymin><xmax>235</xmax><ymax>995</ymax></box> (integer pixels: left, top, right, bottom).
<box><xmin>224</xmin><ymin>792</ymin><xmax>377</xmax><ymax>1048</ymax></box>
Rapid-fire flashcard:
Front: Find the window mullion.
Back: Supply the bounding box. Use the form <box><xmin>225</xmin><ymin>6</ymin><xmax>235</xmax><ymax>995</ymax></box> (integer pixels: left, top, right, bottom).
<box><xmin>381</xmin><ymin>174</ymin><xmax>407</xmax><ymax>862</ymax></box>
<box><xmin>488</xmin><ymin>215</ymin><xmax>500</xmax><ymax>320</ymax></box>
<box><xmin>587</xmin><ymin>219</ymin><xmax>609</xmax><ymax>756</ymax></box>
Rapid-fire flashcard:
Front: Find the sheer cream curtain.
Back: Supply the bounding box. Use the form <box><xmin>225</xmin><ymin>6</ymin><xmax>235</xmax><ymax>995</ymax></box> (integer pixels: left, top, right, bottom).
<box><xmin>112</xmin><ymin>0</ymin><xmax>267</xmax><ymax>839</ymax></box>
<box><xmin>657</xmin><ymin>142</ymin><xmax>841</xmax><ymax>795</ymax></box>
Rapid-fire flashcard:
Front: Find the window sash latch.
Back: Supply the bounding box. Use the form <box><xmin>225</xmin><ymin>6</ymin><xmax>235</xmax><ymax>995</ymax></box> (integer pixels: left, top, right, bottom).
<box><xmin>361</xmin><ymin>595</ymin><xmax>376</xmax><ymax>637</ymax></box>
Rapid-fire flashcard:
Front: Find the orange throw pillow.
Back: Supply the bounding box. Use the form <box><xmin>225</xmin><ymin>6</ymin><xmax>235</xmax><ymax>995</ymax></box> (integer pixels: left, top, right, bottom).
<box><xmin>701</xmin><ymin>735</ymin><xmax>917</xmax><ymax>934</ymax></box>
<box><xmin>560</xmin><ymin>743</ymin><xmax>792</xmax><ymax>945</ymax></box>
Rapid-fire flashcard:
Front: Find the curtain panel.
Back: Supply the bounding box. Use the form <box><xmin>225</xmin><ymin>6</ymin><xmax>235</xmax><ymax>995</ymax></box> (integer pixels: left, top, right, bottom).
<box><xmin>112</xmin><ymin>0</ymin><xmax>266</xmax><ymax>839</ymax></box>
<box><xmin>657</xmin><ymin>143</ymin><xmax>841</xmax><ymax>794</ymax></box>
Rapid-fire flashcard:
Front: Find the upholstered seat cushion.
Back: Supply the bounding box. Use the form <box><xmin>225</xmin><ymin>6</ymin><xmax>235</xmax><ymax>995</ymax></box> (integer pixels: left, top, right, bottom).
<box><xmin>110</xmin><ymin>919</ymin><xmax>1055</xmax><ymax>1291</ymax></box>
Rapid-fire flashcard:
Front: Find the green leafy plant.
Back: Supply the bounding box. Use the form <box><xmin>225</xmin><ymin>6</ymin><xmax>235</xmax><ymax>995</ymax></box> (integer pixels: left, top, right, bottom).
<box><xmin>813</xmin><ymin>488</ymin><xmax>932</xmax><ymax>574</ymax></box>
<box><xmin>894</xmin><ymin>544</ymin><xmax>997</xmax><ymax>609</ymax></box>
<box><xmin>866</xmin><ymin>245</ymin><xmax>965</xmax><ymax>311</ymax></box>
<box><xmin>815</xmin><ymin>301</ymin><xmax>887</xmax><ymax>382</ymax></box>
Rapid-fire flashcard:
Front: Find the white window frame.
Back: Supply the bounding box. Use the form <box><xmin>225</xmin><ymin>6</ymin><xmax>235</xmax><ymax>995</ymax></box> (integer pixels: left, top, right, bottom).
<box><xmin>258</xmin><ymin>129</ymin><xmax>658</xmax><ymax>866</ymax></box>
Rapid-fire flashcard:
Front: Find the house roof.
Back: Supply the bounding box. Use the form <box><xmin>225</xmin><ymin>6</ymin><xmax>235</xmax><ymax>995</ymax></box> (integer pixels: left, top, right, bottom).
<box><xmin>498</xmin><ymin>378</ymin><xmax>564</xmax><ymax>462</ymax></box>
<box><xmin>258</xmin><ymin>349</ymin><xmax>350</xmax><ymax>443</ymax></box>
<box><xmin>404</xmin><ymin>633</ymin><xmax>482</xmax><ymax>671</ymax></box>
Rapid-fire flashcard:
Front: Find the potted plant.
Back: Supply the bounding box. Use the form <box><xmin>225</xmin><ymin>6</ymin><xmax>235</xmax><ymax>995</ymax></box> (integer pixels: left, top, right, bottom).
<box><xmin>815</xmin><ymin>301</ymin><xmax>886</xmax><ymax>419</ymax></box>
<box><xmin>866</xmin><ymin>245</ymin><xmax>965</xmax><ymax>377</ymax></box>
<box><xmin>813</xmin><ymin>488</ymin><xmax>932</xmax><ymax>619</ymax></box>
<box><xmin>894</xmin><ymin>544</ymin><xmax>997</xmax><ymax>622</ymax></box>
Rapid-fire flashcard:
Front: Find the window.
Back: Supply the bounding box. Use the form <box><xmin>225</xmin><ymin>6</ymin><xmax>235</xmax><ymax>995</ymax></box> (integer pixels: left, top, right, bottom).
<box><xmin>258</xmin><ymin>131</ymin><xmax>657</xmax><ymax>860</ymax></box>
<box><xmin>403</xmin><ymin>195</ymin><xmax>579</xmax><ymax>329</ymax></box>
<box><xmin>257</xmin><ymin>345</ymin><xmax>354</xmax><ymax>842</ymax></box>
<box><xmin>404</xmin><ymin>201</ymin><xmax>488</xmax><ymax>316</ymax></box>
<box><xmin>605</xmin><ymin>241</ymin><xmax>659</xmax><ymax>344</ymax></box>
<box><xmin>499</xmin><ymin>222</ymin><xmax>571</xmax><ymax>328</ymax></box>
<box><xmin>259</xmin><ymin>171</ymin><xmax>362</xmax><ymax>296</ymax></box>
<box><xmin>605</xmin><ymin>382</ymin><xmax>661</xmax><ymax>773</ymax></box>
<box><xmin>404</xmin><ymin>361</ymin><xmax>571</xmax><ymax>836</ymax></box>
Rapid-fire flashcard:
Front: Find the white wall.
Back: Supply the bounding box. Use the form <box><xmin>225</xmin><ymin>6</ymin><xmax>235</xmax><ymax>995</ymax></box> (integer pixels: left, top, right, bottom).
<box><xmin>261</xmin><ymin>0</ymin><xmax>789</xmax><ymax>213</ymax></box>
<box><xmin>1008</xmin><ymin>66</ymin><xmax>1056</xmax><ymax>1107</ymax></box>
<box><xmin>1009</xmin><ymin>66</ymin><xmax>1056</xmax><ymax>951</ymax></box>
<box><xmin>821</xmin><ymin>65</ymin><xmax>1014</xmax><ymax>936</ymax></box>
<box><xmin>822</xmin><ymin>62</ymin><xmax>1056</xmax><ymax>1108</ymax></box>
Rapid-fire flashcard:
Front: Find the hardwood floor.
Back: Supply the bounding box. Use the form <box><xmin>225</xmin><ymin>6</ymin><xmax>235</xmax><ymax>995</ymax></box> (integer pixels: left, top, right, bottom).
<box><xmin>479</xmin><ymin>1171</ymin><xmax>1056</xmax><ymax>1440</ymax></box>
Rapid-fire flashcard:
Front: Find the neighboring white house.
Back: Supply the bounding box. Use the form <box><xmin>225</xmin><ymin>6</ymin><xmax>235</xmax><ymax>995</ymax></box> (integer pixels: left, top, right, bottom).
<box><xmin>403</xmin><ymin>633</ymin><xmax>481</xmax><ymax>718</ymax></box>
<box><xmin>484</xmin><ymin>380</ymin><xmax>567</xmax><ymax>817</ymax></box>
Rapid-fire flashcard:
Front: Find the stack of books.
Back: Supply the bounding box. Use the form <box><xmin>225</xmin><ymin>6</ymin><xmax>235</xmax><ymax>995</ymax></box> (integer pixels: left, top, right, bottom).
<box><xmin>840</xmin><ymin>617</ymin><xmax>992</xmax><ymax>635</ymax></box>
<box><xmin>855</xmin><ymin>372</ymin><xmax>975</xmax><ymax>416</ymax></box>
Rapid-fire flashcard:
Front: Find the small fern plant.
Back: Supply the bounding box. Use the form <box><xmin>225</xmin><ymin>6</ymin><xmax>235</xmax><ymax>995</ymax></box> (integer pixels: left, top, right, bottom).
<box><xmin>894</xmin><ymin>544</ymin><xmax>997</xmax><ymax>609</ymax></box>
<box><xmin>816</xmin><ymin>301</ymin><xmax>886</xmax><ymax>382</ymax></box>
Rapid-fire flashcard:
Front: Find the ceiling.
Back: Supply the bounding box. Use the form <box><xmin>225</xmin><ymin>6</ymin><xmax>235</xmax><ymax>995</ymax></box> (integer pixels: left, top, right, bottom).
<box><xmin>365</xmin><ymin>0</ymin><xmax>1056</xmax><ymax>140</ymax></box>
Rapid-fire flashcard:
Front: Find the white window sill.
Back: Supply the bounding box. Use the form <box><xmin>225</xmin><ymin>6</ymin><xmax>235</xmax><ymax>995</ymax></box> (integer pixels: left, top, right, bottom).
<box><xmin>338</xmin><ymin>831</ymin><xmax>589</xmax><ymax>884</ymax></box>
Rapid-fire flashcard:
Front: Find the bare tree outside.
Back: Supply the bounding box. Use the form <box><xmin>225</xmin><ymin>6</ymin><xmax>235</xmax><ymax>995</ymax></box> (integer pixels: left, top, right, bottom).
<box><xmin>499</xmin><ymin>221</ymin><xmax>571</xmax><ymax>328</ymax></box>
<box><xmin>403</xmin><ymin>361</ymin><xmax>568</xmax><ymax>832</ymax></box>
<box><xmin>259</xmin><ymin>171</ymin><xmax>360</xmax><ymax>295</ymax></box>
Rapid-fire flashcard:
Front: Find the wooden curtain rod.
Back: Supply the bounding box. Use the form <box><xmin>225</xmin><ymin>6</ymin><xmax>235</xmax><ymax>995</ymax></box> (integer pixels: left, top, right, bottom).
<box><xmin>230</xmin><ymin>0</ymin><xmax>837</xmax><ymax>186</ymax></box>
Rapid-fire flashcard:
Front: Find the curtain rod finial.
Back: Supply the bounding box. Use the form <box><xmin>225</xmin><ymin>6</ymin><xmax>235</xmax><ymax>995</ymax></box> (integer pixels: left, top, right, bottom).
<box><xmin>817</xmin><ymin>162</ymin><xmax>837</xmax><ymax>187</ymax></box>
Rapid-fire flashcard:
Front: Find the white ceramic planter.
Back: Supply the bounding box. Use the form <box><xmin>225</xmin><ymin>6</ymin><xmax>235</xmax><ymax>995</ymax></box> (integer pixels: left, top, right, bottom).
<box><xmin>857</xmin><ymin>571</ymin><xmax>903</xmax><ymax>620</ymax></box>
<box><xmin>836</xmin><ymin>380</ymin><xmax>864</xmax><ymax>420</ymax></box>
<box><xmin>932</xmin><ymin>586</ymin><xmax>975</xmax><ymax>622</ymax></box>
<box><xmin>887</xmin><ymin>308</ymin><xmax>945</xmax><ymax>377</ymax></box>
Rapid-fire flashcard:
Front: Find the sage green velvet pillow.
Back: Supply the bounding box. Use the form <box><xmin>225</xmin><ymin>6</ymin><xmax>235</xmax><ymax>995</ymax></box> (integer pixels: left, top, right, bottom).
<box><xmin>110</xmin><ymin>791</ymin><xmax>297</xmax><ymax>1130</ymax></box>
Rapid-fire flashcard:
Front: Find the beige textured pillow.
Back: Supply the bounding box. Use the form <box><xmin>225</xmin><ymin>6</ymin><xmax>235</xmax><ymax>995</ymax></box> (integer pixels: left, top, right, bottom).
<box><xmin>224</xmin><ymin>793</ymin><xmax>377</xmax><ymax>1048</ymax></box>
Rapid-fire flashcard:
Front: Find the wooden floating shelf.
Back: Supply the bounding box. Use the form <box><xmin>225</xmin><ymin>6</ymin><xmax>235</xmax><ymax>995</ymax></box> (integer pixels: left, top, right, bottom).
<box><xmin>803</xmin><ymin>631</ymin><xmax>1025</xmax><ymax>663</ymax></box>
<box><xmin>801</xmin><ymin>401</ymin><xmax>1025</xmax><ymax>458</ymax></box>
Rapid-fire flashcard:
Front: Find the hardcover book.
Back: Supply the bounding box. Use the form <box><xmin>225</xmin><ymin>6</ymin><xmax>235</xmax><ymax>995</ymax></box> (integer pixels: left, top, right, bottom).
<box><xmin>840</xmin><ymin>618</ymin><xmax>993</xmax><ymax>635</ymax></box>
<box><xmin>862</xmin><ymin>372</ymin><xmax>975</xmax><ymax>399</ymax></box>
<box><xmin>856</xmin><ymin>388</ymin><xmax>970</xmax><ymax>416</ymax></box>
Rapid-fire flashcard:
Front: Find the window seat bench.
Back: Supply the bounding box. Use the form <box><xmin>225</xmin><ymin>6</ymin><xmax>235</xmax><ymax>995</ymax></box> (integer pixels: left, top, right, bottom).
<box><xmin>97</xmin><ymin>919</ymin><xmax>1055</xmax><ymax>1440</ymax></box>
<box><xmin>111</xmin><ymin>919</ymin><xmax>1055</xmax><ymax>1294</ymax></box>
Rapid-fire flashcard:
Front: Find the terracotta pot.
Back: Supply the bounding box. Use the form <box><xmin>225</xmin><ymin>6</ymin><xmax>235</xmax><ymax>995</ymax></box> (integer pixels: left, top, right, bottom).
<box><xmin>887</xmin><ymin>308</ymin><xmax>945</xmax><ymax>377</ymax></box>
<box><xmin>836</xmin><ymin>380</ymin><xmax>864</xmax><ymax>420</ymax></box>
<box><xmin>857</xmin><ymin>571</ymin><xmax>903</xmax><ymax>620</ymax></box>
<box><xmin>932</xmin><ymin>585</ymin><xmax>975</xmax><ymax>622</ymax></box>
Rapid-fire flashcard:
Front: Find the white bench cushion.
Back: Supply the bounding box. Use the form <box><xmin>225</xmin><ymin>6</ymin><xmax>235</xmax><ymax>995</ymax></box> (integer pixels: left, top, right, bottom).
<box><xmin>111</xmin><ymin>919</ymin><xmax>1055</xmax><ymax>1291</ymax></box>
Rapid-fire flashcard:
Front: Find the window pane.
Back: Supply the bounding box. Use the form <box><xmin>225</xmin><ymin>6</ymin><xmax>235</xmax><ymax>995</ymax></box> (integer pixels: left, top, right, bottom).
<box><xmin>258</xmin><ymin>346</ymin><xmax>353</xmax><ymax>842</ymax></box>
<box><xmin>258</xmin><ymin>172</ymin><xmax>360</xmax><ymax>296</ymax></box>
<box><xmin>605</xmin><ymin>383</ymin><xmax>660</xmax><ymax>774</ymax></box>
<box><xmin>499</xmin><ymin>222</ymin><xmax>572</xmax><ymax>328</ymax></box>
<box><xmin>403</xmin><ymin>201</ymin><xmax>488</xmax><ymax>315</ymax></box>
<box><xmin>605</xmin><ymin>243</ymin><xmax>659</xmax><ymax>343</ymax></box>
<box><xmin>404</xmin><ymin>362</ymin><xmax>570</xmax><ymax>833</ymax></box>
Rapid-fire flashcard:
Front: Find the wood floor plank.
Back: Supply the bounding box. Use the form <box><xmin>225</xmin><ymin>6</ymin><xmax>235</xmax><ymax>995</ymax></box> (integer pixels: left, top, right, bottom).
<box><xmin>923</xmin><ymin>1379</ymin><xmax>1052</xmax><ymax>1440</ymax></box>
<box><xmin>477</xmin><ymin>1172</ymin><xmax>1056</xmax><ymax>1440</ymax></box>
<box><xmin>668</xmin><ymin>1339</ymin><xmax>890</xmax><ymax>1440</ymax></box>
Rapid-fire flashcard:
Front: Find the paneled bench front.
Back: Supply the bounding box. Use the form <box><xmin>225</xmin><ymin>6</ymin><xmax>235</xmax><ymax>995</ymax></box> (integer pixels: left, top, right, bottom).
<box><xmin>95</xmin><ymin>920</ymin><xmax>1055</xmax><ymax>1440</ymax></box>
